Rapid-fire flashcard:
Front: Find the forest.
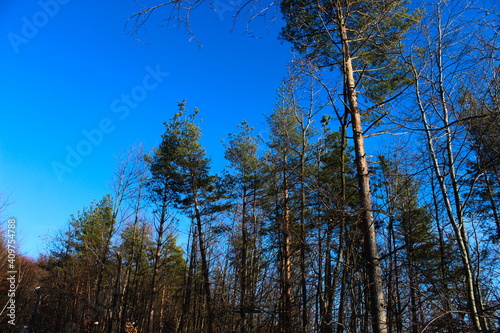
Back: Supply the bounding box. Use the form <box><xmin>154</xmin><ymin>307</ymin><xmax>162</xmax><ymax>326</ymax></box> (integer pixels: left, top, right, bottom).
<box><xmin>1</xmin><ymin>0</ymin><xmax>500</xmax><ymax>332</ymax></box>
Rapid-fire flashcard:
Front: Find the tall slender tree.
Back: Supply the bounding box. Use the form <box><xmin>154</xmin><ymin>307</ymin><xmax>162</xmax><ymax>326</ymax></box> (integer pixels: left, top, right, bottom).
<box><xmin>280</xmin><ymin>1</ymin><xmax>416</xmax><ymax>331</ymax></box>
<box><xmin>109</xmin><ymin>144</ymin><xmax>150</xmax><ymax>333</ymax></box>
<box><xmin>406</xmin><ymin>1</ymin><xmax>493</xmax><ymax>329</ymax></box>
<box><xmin>148</xmin><ymin>124</ymin><xmax>181</xmax><ymax>332</ymax></box>
<box><xmin>265</xmin><ymin>83</ymin><xmax>303</xmax><ymax>332</ymax></box>
<box><xmin>154</xmin><ymin>102</ymin><xmax>219</xmax><ymax>333</ymax></box>
<box><xmin>225</xmin><ymin>120</ymin><xmax>265</xmax><ymax>333</ymax></box>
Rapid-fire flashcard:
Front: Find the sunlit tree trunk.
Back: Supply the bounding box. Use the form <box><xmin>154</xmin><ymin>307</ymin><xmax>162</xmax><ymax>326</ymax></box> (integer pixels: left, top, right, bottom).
<box><xmin>411</xmin><ymin>51</ymin><xmax>488</xmax><ymax>332</ymax></box>
<box><xmin>339</xmin><ymin>20</ymin><xmax>387</xmax><ymax>333</ymax></box>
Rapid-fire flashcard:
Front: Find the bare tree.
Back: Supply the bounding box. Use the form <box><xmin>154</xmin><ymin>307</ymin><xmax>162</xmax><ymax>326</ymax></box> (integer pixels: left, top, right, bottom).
<box><xmin>404</xmin><ymin>1</ymin><xmax>494</xmax><ymax>330</ymax></box>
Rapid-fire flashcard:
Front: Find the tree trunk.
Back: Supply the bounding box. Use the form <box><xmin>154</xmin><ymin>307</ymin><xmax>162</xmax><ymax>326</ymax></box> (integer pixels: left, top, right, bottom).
<box><xmin>240</xmin><ymin>186</ymin><xmax>249</xmax><ymax>333</ymax></box>
<box><xmin>300</xmin><ymin>136</ymin><xmax>308</xmax><ymax>333</ymax></box>
<box><xmin>148</xmin><ymin>185</ymin><xmax>169</xmax><ymax>332</ymax></box>
<box><xmin>412</xmin><ymin>50</ymin><xmax>489</xmax><ymax>330</ymax></box>
<box><xmin>193</xmin><ymin>193</ymin><xmax>215</xmax><ymax>333</ymax></box>
<box><xmin>340</xmin><ymin>19</ymin><xmax>387</xmax><ymax>333</ymax></box>
<box><xmin>178</xmin><ymin>227</ymin><xmax>196</xmax><ymax>333</ymax></box>
<box><xmin>279</xmin><ymin>154</ymin><xmax>293</xmax><ymax>333</ymax></box>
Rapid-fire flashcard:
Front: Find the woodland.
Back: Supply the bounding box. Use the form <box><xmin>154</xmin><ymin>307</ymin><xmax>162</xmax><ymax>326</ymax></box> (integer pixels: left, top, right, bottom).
<box><xmin>1</xmin><ymin>0</ymin><xmax>500</xmax><ymax>332</ymax></box>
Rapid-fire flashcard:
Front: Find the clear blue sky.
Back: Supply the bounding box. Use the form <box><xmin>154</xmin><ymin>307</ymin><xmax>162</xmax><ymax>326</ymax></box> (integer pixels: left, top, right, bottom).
<box><xmin>0</xmin><ymin>1</ymin><xmax>292</xmax><ymax>258</ymax></box>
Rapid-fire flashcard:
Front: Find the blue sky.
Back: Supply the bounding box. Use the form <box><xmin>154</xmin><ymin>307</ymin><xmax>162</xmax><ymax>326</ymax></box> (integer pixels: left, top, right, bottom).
<box><xmin>0</xmin><ymin>0</ymin><xmax>292</xmax><ymax>258</ymax></box>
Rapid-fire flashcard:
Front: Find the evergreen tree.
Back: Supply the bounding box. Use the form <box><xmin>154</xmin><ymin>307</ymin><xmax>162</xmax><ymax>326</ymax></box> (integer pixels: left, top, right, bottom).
<box><xmin>38</xmin><ymin>196</ymin><xmax>117</xmax><ymax>332</ymax></box>
<box><xmin>117</xmin><ymin>218</ymin><xmax>155</xmax><ymax>331</ymax></box>
<box><xmin>70</xmin><ymin>195</ymin><xmax>116</xmax><ymax>330</ymax></box>
<box><xmin>280</xmin><ymin>2</ymin><xmax>417</xmax><ymax>331</ymax></box>
<box><xmin>262</xmin><ymin>79</ymin><xmax>320</xmax><ymax>332</ymax></box>
<box><xmin>459</xmin><ymin>73</ymin><xmax>500</xmax><ymax>239</ymax></box>
<box><xmin>374</xmin><ymin>155</ymin><xmax>439</xmax><ymax>333</ymax></box>
<box><xmin>153</xmin><ymin>102</ymin><xmax>219</xmax><ymax>333</ymax></box>
<box><xmin>265</xmin><ymin>87</ymin><xmax>302</xmax><ymax>333</ymax></box>
<box><xmin>314</xmin><ymin>124</ymin><xmax>360</xmax><ymax>333</ymax></box>
<box><xmin>225</xmin><ymin>120</ymin><xmax>266</xmax><ymax>333</ymax></box>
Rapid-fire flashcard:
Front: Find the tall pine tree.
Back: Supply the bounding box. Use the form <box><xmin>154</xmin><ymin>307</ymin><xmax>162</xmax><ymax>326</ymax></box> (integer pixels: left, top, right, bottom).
<box><xmin>280</xmin><ymin>1</ymin><xmax>416</xmax><ymax>331</ymax></box>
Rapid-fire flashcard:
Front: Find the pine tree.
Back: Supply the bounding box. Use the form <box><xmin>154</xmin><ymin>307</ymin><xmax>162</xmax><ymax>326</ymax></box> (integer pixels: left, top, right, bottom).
<box><xmin>280</xmin><ymin>1</ymin><xmax>417</xmax><ymax>331</ymax></box>
<box><xmin>459</xmin><ymin>73</ymin><xmax>500</xmax><ymax>239</ymax></box>
<box><xmin>315</xmin><ymin>124</ymin><xmax>359</xmax><ymax>333</ymax></box>
<box><xmin>225</xmin><ymin>120</ymin><xmax>265</xmax><ymax>333</ymax></box>
<box><xmin>374</xmin><ymin>155</ymin><xmax>439</xmax><ymax>333</ymax></box>
<box><xmin>70</xmin><ymin>195</ymin><xmax>116</xmax><ymax>330</ymax></box>
<box><xmin>118</xmin><ymin>218</ymin><xmax>155</xmax><ymax>331</ymax></box>
<box><xmin>264</xmin><ymin>86</ymin><xmax>303</xmax><ymax>332</ymax></box>
<box><xmin>147</xmin><ymin>135</ymin><xmax>179</xmax><ymax>332</ymax></box>
<box><xmin>153</xmin><ymin>102</ymin><xmax>219</xmax><ymax>333</ymax></box>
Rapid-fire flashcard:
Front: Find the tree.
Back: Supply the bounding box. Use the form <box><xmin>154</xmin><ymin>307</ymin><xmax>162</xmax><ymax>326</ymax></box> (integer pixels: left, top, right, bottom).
<box><xmin>37</xmin><ymin>143</ymin><xmax>188</xmax><ymax>333</ymax></box>
<box><xmin>405</xmin><ymin>1</ymin><xmax>494</xmax><ymax>330</ymax></box>
<box><xmin>117</xmin><ymin>217</ymin><xmax>155</xmax><ymax>332</ymax></box>
<box><xmin>0</xmin><ymin>192</ymin><xmax>11</xmax><ymax>218</ymax></box>
<box><xmin>225</xmin><ymin>120</ymin><xmax>265</xmax><ymax>333</ymax></box>
<box><xmin>109</xmin><ymin>144</ymin><xmax>150</xmax><ymax>333</ymax></box>
<box><xmin>38</xmin><ymin>196</ymin><xmax>117</xmax><ymax>332</ymax></box>
<box><xmin>264</xmin><ymin>83</ymin><xmax>305</xmax><ymax>332</ymax></box>
<box><xmin>148</xmin><ymin>134</ymin><xmax>180</xmax><ymax>332</ymax></box>
<box><xmin>320</xmin><ymin>128</ymin><xmax>363</xmax><ymax>333</ymax></box>
<box><xmin>67</xmin><ymin>195</ymin><xmax>116</xmax><ymax>331</ymax></box>
<box><xmin>0</xmin><ymin>236</ymin><xmax>45</xmax><ymax>332</ymax></box>
<box><xmin>271</xmin><ymin>65</ymin><xmax>324</xmax><ymax>333</ymax></box>
<box><xmin>154</xmin><ymin>102</ymin><xmax>219</xmax><ymax>333</ymax></box>
<box><xmin>279</xmin><ymin>1</ymin><xmax>416</xmax><ymax>331</ymax></box>
<box><xmin>459</xmin><ymin>70</ymin><xmax>500</xmax><ymax>239</ymax></box>
<box><xmin>374</xmin><ymin>155</ymin><xmax>440</xmax><ymax>333</ymax></box>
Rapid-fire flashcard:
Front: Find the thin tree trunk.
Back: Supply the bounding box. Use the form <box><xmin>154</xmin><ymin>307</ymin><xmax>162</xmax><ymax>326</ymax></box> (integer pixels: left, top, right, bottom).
<box><xmin>300</xmin><ymin>136</ymin><xmax>308</xmax><ymax>333</ymax></box>
<box><xmin>335</xmin><ymin>119</ymin><xmax>349</xmax><ymax>333</ymax></box>
<box><xmin>412</xmin><ymin>48</ymin><xmax>488</xmax><ymax>330</ymax></box>
<box><xmin>93</xmin><ymin>218</ymin><xmax>115</xmax><ymax>331</ymax></box>
<box><xmin>321</xmin><ymin>215</ymin><xmax>334</xmax><ymax>333</ymax></box>
<box><xmin>120</xmin><ymin>179</ymin><xmax>144</xmax><ymax>333</ymax></box>
<box><xmin>404</xmin><ymin>225</ymin><xmax>419</xmax><ymax>333</ymax></box>
<box><xmin>279</xmin><ymin>154</ymin><xmax>293</xmax><ymax>333</ymax></box>
<box><xmin>431</xmin><ymin>174</ymin><xmax>455</xmax><ymax>332</ymax></box>
<box><xmin>178</xmin><ymin>224</ymin><xmax>196</xmax><ymax>333</ymax></box>
<box><xmin>148</xmin><ymin>185</ymin><xmax>169</xmax><ymax>332</ymax></box>
<box><xmin>107</xmin><ymin>253</ymin><xmax>122</xmax><ymax>333</ymax></box>
<box><xmin>386</xmin><ymin>215</ymin><xmax>395</xmax><ymax>333</ymax></box>
<box><xmin>240</xmin><ymin>186</ymin><xmax>249</xmax><ymax>333</ymax></box>
<box><xmin>119</xmin><ymin>254</ymin><xmax>131</xmax><ymax>333</ymax></box>
<box><xmin>193</xmin><ymin>193</ymin><xmax>215</xmax><ymax>333</ymax></box>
